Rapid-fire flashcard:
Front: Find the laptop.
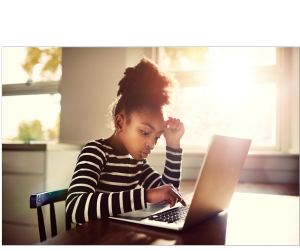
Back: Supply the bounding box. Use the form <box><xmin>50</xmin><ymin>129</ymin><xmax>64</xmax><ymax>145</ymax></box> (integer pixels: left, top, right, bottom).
<box><xmin>110</xmin><ymin>134</ymin><xmax>252</xmax><ymax>231</ymax></box>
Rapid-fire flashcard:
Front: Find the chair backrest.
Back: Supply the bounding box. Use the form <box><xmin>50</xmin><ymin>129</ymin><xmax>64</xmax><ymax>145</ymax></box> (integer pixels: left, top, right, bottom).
<box><xmin>30</xmin><ymin>189</ymin><xmax>71</xmax><ymax>242</ymax></box>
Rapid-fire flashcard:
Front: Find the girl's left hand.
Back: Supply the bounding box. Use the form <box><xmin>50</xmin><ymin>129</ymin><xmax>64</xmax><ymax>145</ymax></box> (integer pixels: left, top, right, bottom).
<box><xmin>163</xmin><ymin>117</ymin><xmax>185</xmax><ymax>149</ymax></box>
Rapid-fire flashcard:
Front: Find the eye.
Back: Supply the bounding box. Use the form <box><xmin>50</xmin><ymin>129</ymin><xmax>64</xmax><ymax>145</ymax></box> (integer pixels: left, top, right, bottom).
<box><xmin>155</xmin><ymin>136</ymin><xmax>161</xmax><ymax>140</ymax></box>
<box><xmin>141</xmin><ymin>130</ymin><xmax>150</xmax><ymax>136</ymax></box>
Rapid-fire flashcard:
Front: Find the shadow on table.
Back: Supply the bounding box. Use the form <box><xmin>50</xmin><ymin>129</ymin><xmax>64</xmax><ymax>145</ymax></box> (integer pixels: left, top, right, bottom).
<box><xmin>102</xmin><ymin>211</ymin><xmax>228</xmax><ymax>245</ymax></box>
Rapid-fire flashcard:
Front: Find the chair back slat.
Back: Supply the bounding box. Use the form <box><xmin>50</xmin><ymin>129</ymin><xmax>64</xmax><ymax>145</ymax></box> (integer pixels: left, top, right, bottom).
<box><xmin>30</xmin><ymin>189</ymin><xmax>68</xmax><ymax>208</ymax></box>
<box><xmin>50</xmin><ymin>203</ymin><xmax>57</xmax><ymax>237</ymax></box>
<box><xmin>37</xmin><ymin>207</ymin><xmax>47</xmax><ymax>242</ymax></box>
<box><xmin>65</xmin><ymin>201</ymin><xmax>71</xmax><ymax>231</ymax></box>
<box><xmin>30</xmin><ymin>188</ymin><xmax>70</xmax><ymax>242</ymax></box>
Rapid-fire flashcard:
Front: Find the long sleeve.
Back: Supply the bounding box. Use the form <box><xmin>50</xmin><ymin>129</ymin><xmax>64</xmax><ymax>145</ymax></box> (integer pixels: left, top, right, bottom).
<box><xmin>139</xmin><ymin>146</ymin><xmax>183</xmax><ymax>189</ymax></box>
<box><xmin>66</xmin><ymin>140</ymin><xmax>183</xmax><ymax>224</ymax></box>
<box><xmin>65</xmin><ymin>141</ymin><xmax>147</xmax><ymax>224</ymax></box>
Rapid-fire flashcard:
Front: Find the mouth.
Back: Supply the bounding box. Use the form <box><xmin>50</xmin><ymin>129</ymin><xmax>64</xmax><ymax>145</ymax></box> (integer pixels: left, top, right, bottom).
<box><xmin>141</xmin><ymin>150</ymin><xmax>151</xmax><ymax>158</ymax></box>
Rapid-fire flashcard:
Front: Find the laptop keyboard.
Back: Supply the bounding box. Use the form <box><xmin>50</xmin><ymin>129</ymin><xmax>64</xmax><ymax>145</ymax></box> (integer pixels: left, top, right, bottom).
<box><xmin>142</xmin><ymin>205</ymin><xmax>190</xmax><ymax>224</ymax></box>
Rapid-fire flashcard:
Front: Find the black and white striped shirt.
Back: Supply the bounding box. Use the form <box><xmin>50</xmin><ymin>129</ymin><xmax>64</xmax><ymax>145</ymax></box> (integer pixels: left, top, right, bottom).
<box><xmin>66</xmin><ymin>138</ymin><xmax>183</xmax><ymax>224</ymax></box>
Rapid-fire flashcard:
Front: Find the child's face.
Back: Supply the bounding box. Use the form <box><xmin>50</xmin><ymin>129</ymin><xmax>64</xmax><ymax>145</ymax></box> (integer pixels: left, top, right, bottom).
<box><xmin>120</xmin><ymin>109</ymin><xmax>165</xmax><ymax>160</ymax></box>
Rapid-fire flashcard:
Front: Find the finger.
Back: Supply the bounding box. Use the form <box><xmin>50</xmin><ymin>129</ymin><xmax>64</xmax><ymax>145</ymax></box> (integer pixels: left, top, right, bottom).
<box><xmin>165</xmin><ymin>117</ymin><xmax>172</xmax><ymax>125</ymax></box>
<box><xmin>169</xmin><ymin>188</ymin><xmax>183</xmax><ymax>203</ymax></box>
<box><xmin>173</xmin><ymin>119</ymin><xmax>181</xmax><ymax>129</ymax></box>
<box><xmin>167</xmin><ymin>117</ymin><xmax>174</xmax><ymax>123</ymax></box>
<box><xmin>176</xmin><ymin>195</ymin><xmax>187</xmax><ymax>207</ymax></box>
<box><xmin>165</xmin><ymin>198</ymin><xmax>172</xmax><ymax>207</ymax></box>
<box><xmin>168</xmin><ymin>118</ymin><xmax>174</xmax><ymax>128</ymax></box>
<box><xmin>171</xmin><ymin>119</ymin><xmax>178</xmax><ymax>129</ymax></box>
<box><xmin>169</xmin><ymin>188</ymin><xmax>187</xmax><ymax>207</ymax></box>
<box><xmin>170</xmin><ymin>117</ymin><xmax>180</xmax><ymax>127</ymax></box>
<box><xmin>168</xmin><ymin>184</ymin><xmax>183</xmax><ymax>198</ymax></box>
<box><xmin>173</xmin><ymin>197</ymin><xmax>178</xmax><ymax>208</ymax></box>
<box><xmin>169</xmin><ymin>194</ymin><xmax>177</xmax><ymax>208</ymax></box>
<box><xmin>170</xmin><ymin>119</ymin><xmax>177</xmax><ymax>129</ymax></box>
<box><xmin>180</xmin><ymin>198</ymin><xmax>187</xmax><ymax>207</ymax></box>
<box><xmin>176</xmin><ymin>122</ymin><xmax>182</xmax><ymax>130</ymax></box>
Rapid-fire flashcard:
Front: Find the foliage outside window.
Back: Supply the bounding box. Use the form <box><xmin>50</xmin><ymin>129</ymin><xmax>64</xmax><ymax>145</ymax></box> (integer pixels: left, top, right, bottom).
<box><xmin>2</xmin><ymin>47</ymin><xmax>62</xmax><ymax>143</ymax></box>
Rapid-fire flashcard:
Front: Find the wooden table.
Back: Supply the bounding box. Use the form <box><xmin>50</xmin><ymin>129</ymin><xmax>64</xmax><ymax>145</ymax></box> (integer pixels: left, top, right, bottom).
<box><xmin>39</xmin><ymin>181</ymin><xmax>299</xmax><ymax>245</ymax></box>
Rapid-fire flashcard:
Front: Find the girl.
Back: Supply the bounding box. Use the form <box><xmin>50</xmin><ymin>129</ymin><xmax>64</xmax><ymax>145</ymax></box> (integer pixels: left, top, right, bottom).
<box><xmin>66</xmin><ymin>57</ymin><xmax>187</xmax><ymax>224</ymax></box>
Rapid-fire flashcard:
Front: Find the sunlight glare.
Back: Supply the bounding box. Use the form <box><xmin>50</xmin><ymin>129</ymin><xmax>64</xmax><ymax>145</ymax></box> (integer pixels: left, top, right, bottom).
<box><xmin>161</xmin><ymin>62</ymin><xmax>276</xmax><ymax>147</ymax></box>
<box><xmin>2</xmin><ymin>94</ymin><xmax>61</xmax><ymax>142</ymax></box>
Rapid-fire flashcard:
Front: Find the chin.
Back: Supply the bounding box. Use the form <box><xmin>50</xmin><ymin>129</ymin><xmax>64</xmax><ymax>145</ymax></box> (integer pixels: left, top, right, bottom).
<box><xmin>131</xmin><ymin>154</ymin><xmax>143</xmax><ymax>161</ymax></box>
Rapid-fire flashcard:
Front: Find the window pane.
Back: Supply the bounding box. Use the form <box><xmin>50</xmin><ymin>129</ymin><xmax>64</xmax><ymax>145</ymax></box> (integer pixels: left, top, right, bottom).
<box><xmin>158</xmin><ymin>83</ymin><xmax>276</xmax><ymax>148</ymax></box>
<box><xmin>2</xmin><ymin>47</ymin><xmax>62</xmax><ymax>84</ymax></box>
<box><xmin>162</xmin><ymin>47</ymin><xmax>277</xmax><ymax>71</ymax></box>
<box><xmin>2</xmin><ymin>94</ymin><xmax>61</xmax><ymax>143</ymax></box>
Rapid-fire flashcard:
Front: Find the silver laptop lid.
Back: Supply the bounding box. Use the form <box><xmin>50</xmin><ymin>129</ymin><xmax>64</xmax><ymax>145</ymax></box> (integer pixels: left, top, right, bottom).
<box><xmin>182</xmin><ymin>134</ymin><xmax>252</xmax><ymax>230</ymax></box>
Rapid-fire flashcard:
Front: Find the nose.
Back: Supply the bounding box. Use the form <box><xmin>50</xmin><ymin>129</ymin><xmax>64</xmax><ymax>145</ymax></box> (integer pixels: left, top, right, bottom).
<box><xmin>146</xmin><ymin>141</ymin><xmax>155</xmax><ymax>150</ymax></box>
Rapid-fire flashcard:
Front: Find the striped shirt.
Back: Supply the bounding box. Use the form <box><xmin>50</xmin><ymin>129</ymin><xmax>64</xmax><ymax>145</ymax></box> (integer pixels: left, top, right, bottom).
<box><xmin>66</xmin><ymin>138</ymin><xmax>183</xmax><ymax>224</ymax></box>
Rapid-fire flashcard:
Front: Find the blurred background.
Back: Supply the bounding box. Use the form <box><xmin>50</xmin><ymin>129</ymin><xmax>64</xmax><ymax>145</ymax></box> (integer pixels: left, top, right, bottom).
<box><xmin>2</xmin><ymin>47</ymin><xmax>299</xmax><ymax>244</ymax></box>
<box><xmin>2</xmin><ymin>47</ymin><xmax>299</xmax><ymax>151</ymax></box>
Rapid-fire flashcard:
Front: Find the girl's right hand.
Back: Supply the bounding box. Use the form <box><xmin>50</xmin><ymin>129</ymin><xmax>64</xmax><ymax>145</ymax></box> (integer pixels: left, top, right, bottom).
<box><xmin>146</xmin><ymin>183</ymin><xmax>187</xmax><ymax>208</ymax></box>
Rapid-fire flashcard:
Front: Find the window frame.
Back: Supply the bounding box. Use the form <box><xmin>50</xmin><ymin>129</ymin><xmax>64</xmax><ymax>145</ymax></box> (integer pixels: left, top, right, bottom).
<box><xmin>2</xmin><ymin>47</ymin><xmax>61</xmax><ymax>143</ymax></box>
<box><xmin>2</xmin><ymin>81</ymin><xmax>60</xmax><ymax>96</ymax></box>
<box><xmin>153</xmin><ymin>47</ymin><xmax>294</xmax><ymax>153</ymax></box>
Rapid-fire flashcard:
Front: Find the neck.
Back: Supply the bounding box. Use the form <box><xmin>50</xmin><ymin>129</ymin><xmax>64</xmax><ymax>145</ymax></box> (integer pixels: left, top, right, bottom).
<box><xmin>106</xmin><ymin>132</ymin><xmax>129</xmax><ymax>155</ymax></box>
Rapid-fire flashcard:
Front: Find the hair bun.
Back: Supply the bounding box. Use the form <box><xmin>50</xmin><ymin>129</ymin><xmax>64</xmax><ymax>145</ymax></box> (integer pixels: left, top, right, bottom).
<box><xmin>116</xmin><ymin>56</ymin><xmax>178</xmax><ymax>113</ymax></box>
<box><xmin>124</xmin><ymin>67</ymin><xmax>135</xmax><ymax>76</ymax></box>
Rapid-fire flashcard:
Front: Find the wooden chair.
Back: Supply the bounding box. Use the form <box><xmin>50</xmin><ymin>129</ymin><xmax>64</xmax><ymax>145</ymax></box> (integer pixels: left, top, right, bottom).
<box><xmin>30</xmin><ymin>189</ymin><xmax>71</xmax><ymax>242</ymax></box>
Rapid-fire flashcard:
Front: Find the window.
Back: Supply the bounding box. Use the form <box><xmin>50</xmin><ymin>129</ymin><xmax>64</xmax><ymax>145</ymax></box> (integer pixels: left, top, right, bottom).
<box><xmin>2</xmin><ymin>47</ymin><xmax>62</xmax><ymax>143</ymax></box>
<box><xmin>155</xmin><ymin>47</ymin><xmax>293</xmax><ymax>152</ymax></box>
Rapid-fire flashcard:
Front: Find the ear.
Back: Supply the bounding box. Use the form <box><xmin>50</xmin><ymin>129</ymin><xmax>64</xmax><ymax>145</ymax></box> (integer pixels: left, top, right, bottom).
<box><xmin>115</xmin><ymin>114</ymin><xmax>124</xmax><ymax>132</ymax></box>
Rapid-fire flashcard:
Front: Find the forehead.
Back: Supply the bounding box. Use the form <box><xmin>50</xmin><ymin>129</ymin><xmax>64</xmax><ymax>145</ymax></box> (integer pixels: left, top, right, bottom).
<box><xmin>129</xmin><ymin>110</ymin><xmax>165</xmax><ymax>129</ymax></box>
